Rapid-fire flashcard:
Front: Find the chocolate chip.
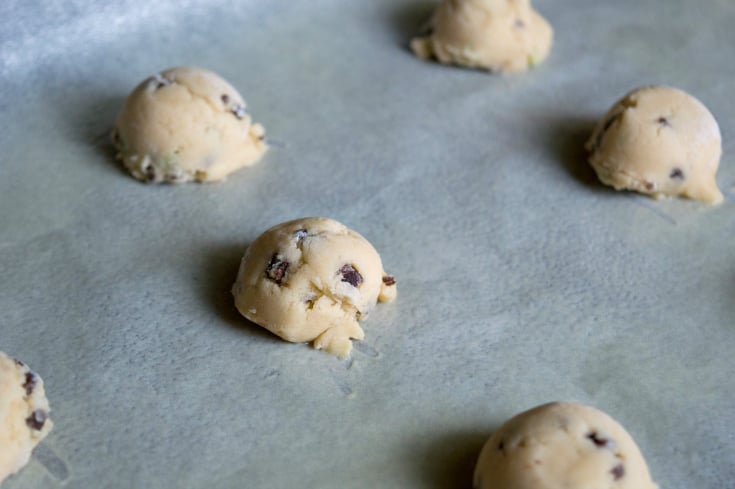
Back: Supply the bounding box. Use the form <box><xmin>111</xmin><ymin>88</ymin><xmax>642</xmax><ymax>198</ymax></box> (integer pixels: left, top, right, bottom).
<box><xmin>611</xmin><ymin>463</ymin><xmax>625</xmax><ymax>480</ymax></box>
<box><xmin>602</xmin><ymin>113</ymin><xmax>620</xmax><ymax>132</ymax></box>
<box><xmin>587</xmin><ymin>431</ymin><xmax>614</xmax><ymax>449</ymax></box>
<box><xmin>143</xmin><ymin>165</ymin><xmax>156</xmax><ymax>182</ymax></box>
<box><xmin>265</xmin><ymin>254</ymin><xmax>289</xmax><ymax>285</ymax></box>
<box><xmin>231</xmin><ymin>104</ymin><xmax>247</xmax><ymax>120</ymax></box>
<box><xmin>23</xmin><ymin>372</ymin><xmax>38</xmax><ymax>396</ymax></box>
<box><xmin>670</xmin><ymin>168</ymin><xmax>684</xmax><ymax>180</ymax></box>
<box><xmin>515</xmin><ymin>18</ymin><xmax>525</xmax><ymax>28</ymax></box>
<box><xmin>593</xmin><ymin>113</ymin><xmax>621</xmax><ymax>150</ymax></box>
<box><xmin>657</xmin><ymin>116</ymin><xmax>671</xmax><ymax>127</ymax></box>
<box><xmin>13</xmin><ymin>358</ymin><xmax>24</xmax><ymax>367</ymax></box>
<box><xmin>294</xmin><ymin>229</ymin><xmax>308</xmax><ymax>243</ymax></box>
<box><xmin>26</xmin><ymin>410</ymin><xmax>47</xmax><ymax>431</ymax></box>
<box><xmin>339</xmin><ymin>264</ymin><xmax>363</xmax><ymax>287</ymax></box>
<box><xmin>152</xmin><ymin>74</ymin><xmax>170</xmax><ymax>90</ymax></box>
<box><xmin>382</xmin><ymin>275</ymin><xmax>396</xmax><ymax>286</ymax></box>
<box><xmin>221</xmin><ymin>94</ymin><xmax>230</xmax><ymax>104</ymax></box>
<box><xmin>644</xmin><ymin>181</ymin><xmax>655</xmax><ymax>191</ymax></box>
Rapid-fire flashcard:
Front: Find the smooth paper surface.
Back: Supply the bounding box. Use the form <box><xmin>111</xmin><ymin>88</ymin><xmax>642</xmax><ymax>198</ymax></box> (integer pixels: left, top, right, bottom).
<box><xmin>1</xmin><ymin>0</ymin><xmax>734</xmax><ymax>487</ymax></box>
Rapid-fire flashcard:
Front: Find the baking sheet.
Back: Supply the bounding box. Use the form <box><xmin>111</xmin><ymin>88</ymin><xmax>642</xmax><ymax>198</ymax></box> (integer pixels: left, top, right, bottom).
<box><xmin>1</xmin><ymin>0</ymin><xmax>734</xmax><ymax>487</ymax></box>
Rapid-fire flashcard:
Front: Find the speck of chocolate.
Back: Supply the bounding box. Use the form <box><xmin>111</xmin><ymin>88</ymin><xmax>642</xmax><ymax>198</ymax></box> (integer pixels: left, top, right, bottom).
<box><xmin>221</xmin><ymin>94</ymin><xmax>230</xmax><ymax>104</ymax></box>
<box><xmin>152</xmin><ymin>74</ymin><xmax>170</xmax><ymax>90</ymax></box>
<box><xmin>498</xmin><ymin>440</ymin><xmax>505</xmax><ymax>451</ymax></box>
<box><xmin>13</xmin><ymin>358</ymin><xmax>24</xmax><ymax>367</ymax></box>
<box><xmin>611</xmin><ymin>463</ymin><xmax>625</xmax><ymax>480</ymax></box>
<box><xmin>294</xmin><ymin>229</ymin><xmax>308</xmax><ymax>243</ymax></box>
<box><xmin>231</xmin><ymin>104</ymin><xmax>247</xmax><ymax>120</ymax></box>
<box><xmin>339</xmin><ymin>264</ymin><xmax>363</xmax><ymax>288</ymax></box>
<box><xmin>26</xmin><ymin>410</ymin><xmax>47</xmax><ymax>431</ymax></box>
<box><xmin>515</xmin><ymin>18</ymin><xmax>525</xmax><ymax>28</ymax></box>
<box><xmin>23</xmin><ymin>371</ymin><xmax>38</xmax><ymax>396</ymax></box>
<box><xmin>657</xmin><ymin>116</ymin><xmax>671</xmax><ymax>127</ymax></box>
<box><xmin>587</xmin><ymin>431</ymin><xmax>613</xmax><ymax>449</ymax></box>
<box><xmin>382</xmin><ymin>275</ymin><xmax>396</xmax><ymax>286</ymax></box>
<box><xmin>265</xmin><ymin>254</ymin><xmax>289</xmax><ymax>285</ymax></box>
<box><xmin>644</xmin><ymin>181</ymin><xmax>655</xmax><ymax>191</ymax></box>
<box><xmin>144</xmin><ymin>165</ymin><xmax>156</xmax><ymax>182</ymax></box>
<box><xmin>670</xmin><ymin>167</ymin><xmax>684</xmax><ymax>180</ymax></box>
<box><xmin>594</xmin><ymin>113</ymin><xmax>621</xmax><ymax>150</ymax></box>
<box><xmin>603</xmin><ymin>113</ymin><xmax>620</xmax><ymax>132</ymax></box>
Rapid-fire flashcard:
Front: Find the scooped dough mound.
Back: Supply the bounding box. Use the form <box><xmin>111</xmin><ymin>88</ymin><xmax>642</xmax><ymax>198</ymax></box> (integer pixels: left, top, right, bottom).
<box><xmin>473</xmin><ymin>402</ymin><xmax>658</xmax><ymax>489</ymax></box>
<box><xmin>410</xmin><ymin>0</ymin><xmax>553</xmax><ymax>73</ymax></box>
<box><xmin>0</xmin><ymin>352</ymin><xmax>53</xmax><ymax>484</ymax></box>
<box><xmin>586</xmin><ymin>85</ymin><xmax>723</xmax><ymax>203</ymax></box>
<box><xmin>232</xmin><ymin>217</ymin><xmax>397</xmax><ymax>357</ymax></box>
<box><xmin>112</xmin><ymin>66</ymin><xmax>267</xmax><ymax>183</ymax></box>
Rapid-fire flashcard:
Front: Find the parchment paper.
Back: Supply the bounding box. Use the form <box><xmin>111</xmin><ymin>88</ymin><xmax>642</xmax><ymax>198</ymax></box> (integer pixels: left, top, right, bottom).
<box><xmin>1</xmin><ymin>0</ymin><xmax>734</xmax><ymax>487</ymax></box>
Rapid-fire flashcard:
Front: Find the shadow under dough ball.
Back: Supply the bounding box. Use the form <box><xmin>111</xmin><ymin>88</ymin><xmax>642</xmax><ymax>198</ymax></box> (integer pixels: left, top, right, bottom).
<box><xmin>586</xmin><ymin>85</ymin><xmax>723</xmax><ymax>204</ymax></box>
<box><xmin>474</xmin><ymin>402</ymin><xmax>658</xmax><ymax>489</ymax></box>
<box><xmin>232</xmin><ymin>217</ymin><xmax>397</xmax><ymax>358</ymax></box>
<box><xmin>0</xmin><ymin>352</ymin><xmax>53</xmax><ymax>485</ymax></box>
<box><xmin>411</xmin><ymin>0</ymin><xmax>553</xmax><ymax>73</ymax></box>
<box><xmin>112</xmin><ymin>66</ymin><xmax>267</xmax><ymax>184</ymax></box>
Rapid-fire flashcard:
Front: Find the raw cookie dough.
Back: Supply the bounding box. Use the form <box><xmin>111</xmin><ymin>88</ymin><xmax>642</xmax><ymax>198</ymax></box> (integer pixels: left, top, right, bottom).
<box><xmin>232</xmin><ymin>217</ymin><xmax>397</xmax><ymax>357</ymax></box>
<box><xmin>112</xmin><ymin>66</ymin><xmax>267</xmax><ymax>183</ymax></box>
<box><xmin>473</xmin><ymin>402</ymin><xmax>658</xmax><ymax>489</ymax></box>
<box><xmin>586</xmin><ymin>85</ymin><xmax>723</xmax><ymax>203</ymax></box>
<box><xmin>0</xmin><ymin>352</ymin><xmax>53</xmax><ymax>484</ymax></box>
<box><xmin>410</xmin><ymin>0</ymin><xmax>553</xmax><ymax>73</ymax></box>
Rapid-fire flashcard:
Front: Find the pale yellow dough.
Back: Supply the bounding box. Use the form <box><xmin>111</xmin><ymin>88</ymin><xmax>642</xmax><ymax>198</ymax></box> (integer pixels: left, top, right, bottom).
<box><xmin>232</xmin><ymin>217</ymin><xmax>396</xmax><ymax>358</ymax></box>
<box><xmin>586</xmin><ymin>85</ymin><xmax>723</xmax><ymax>204</ymax></box>
<box><xmin>0</xmin><ymin>352</ymin><xmax>53</xmax><ymax>485</ymax></box>
<box><xmin>410</xmin><ymin>0</ymin><xmax>553</xmax><ymax>73</ymax></box>
<box><xmin>113</xmin><ymin>66</ymin><xmax>267</xmax><ymax>183</ymax></box>
<box><xmin>474</xmin><ymin>402</ymin><xmax>658</xmax><ymax>489</ymax></box>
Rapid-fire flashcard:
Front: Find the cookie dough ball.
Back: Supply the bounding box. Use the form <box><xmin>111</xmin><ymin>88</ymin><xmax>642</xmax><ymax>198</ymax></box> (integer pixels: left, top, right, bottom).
<box><xmin>0</xmin><ymin>352</ymin><xmax>53</xmax><ymax>484</ymax></box>
<box><xmin>410</xmin><ymin>0</ymin><xmax>553</xmax><ymax>73</ymax></box>
<box><xmin>586</xmin><ymin>86</ymin><xmax>723</xmax><ymax>203</ymax></box>
<box><xmin>112</xmin><ymin>66</ymin><xmax>267</xmax><ymax>183</ymax></box>
<box><xmin>232</xmin><ymin>217</ymin><xmax>397</xmax><ymax>357</ymax></box>
<box><xmin>474</xmin><ymin>402</ymin><xmax>658</xmax><ymax>489</ymax></box>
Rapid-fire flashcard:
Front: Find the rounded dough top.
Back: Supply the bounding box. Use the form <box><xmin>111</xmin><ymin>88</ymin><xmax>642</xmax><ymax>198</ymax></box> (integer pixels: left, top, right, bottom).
<box><xmin>411</xmin><ymin>0</ymin><xmax>553</xmax><ymax>73</ymax></box>
<box><xmin>586</xmin><ymin>85</ymin><xmax>723</xmax><ymax>203</ymax></box>
<box><xmin>474</xmin><ymin>402</ymin><xmax>658</xmax><ymax>489</ymax></box>
<box><xmin>113</xmin><ymin>66</ymin><xmax>267</xmax><ymax>183</ymax></box>
<box><xmin>0</xmin><ymin>352</ymin><xmax>53</xmax><ymax>484</ymax></box>
<box><xmin>232</xmin><ymin>217</ymin><xmax>396</xmax><ymax>357</ymax></box>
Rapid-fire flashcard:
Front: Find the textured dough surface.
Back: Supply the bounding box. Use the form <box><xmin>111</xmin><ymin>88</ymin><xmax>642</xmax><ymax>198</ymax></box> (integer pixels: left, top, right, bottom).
<box><xmin>232</xmin><ymin>217</ymin><xmax>396</xmax><ymax>357</ymax></box>
<box><xmin>586</xmin><ymin>85</ymin><xmax>723</xmax><ymax>203</ymax></box>
<box><xmin>0</xmin><ymin>352</ymin><xmax>53</xmax><ymax>484</ymax></box>
<box><xmin>411</xmin><ymin>0</ymin><xmax>553</xmax><ymax>73</ymax></box>
<box><xmin>474</xmin><ymin>402</ymin><xmax>658</xmax><ymax>489</ymax></box>
<box><xmin>113</xmin><ymin>66</ymin><xmax>267</xmax><ymax>183</ymax></box>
